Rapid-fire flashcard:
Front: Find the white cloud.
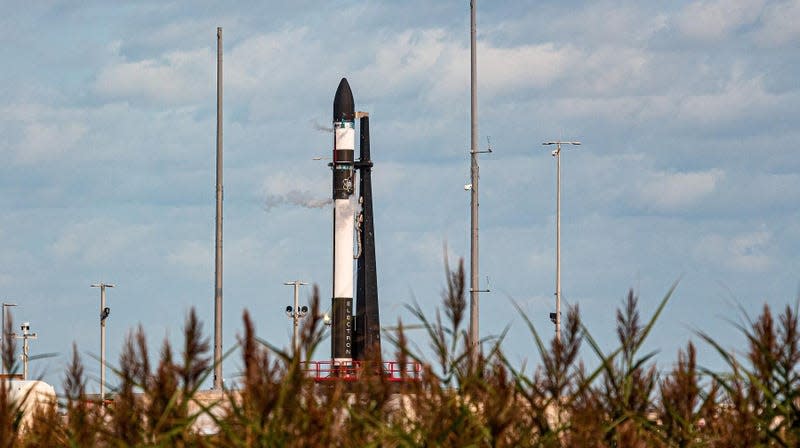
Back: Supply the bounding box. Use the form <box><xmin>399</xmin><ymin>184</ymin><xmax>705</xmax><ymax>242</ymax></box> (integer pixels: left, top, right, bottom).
<box><xmin>755</xmin><ymin>0</ymin><xmax>800</xmax><ymax>46</ymax></box>
<box><xmin>549</xmin><ymin>71</ymin><xmax>792</xmax><ymax>133</ymax></box>
<box><xmin>555</xmin><ymin>46</ymin><xmax>652</xmax><ymax>96</ymax></box>
<box><xmin>479</xmin><ymin>42</ymin><xmax>581</xmax><ymax>93</ymax></box>
<box><xmin>1</xmin><ymin>103</ymin><xmax>88</xmax><ymax>164</ymax></box>
<box><xmin>227</xmin><ymin>27</ymin><xmax>320</xmax><ymax>92</ymax></box>
<box><xmin>677</xmin><ymin>75</ymin><xmax>781</xmax><ymax>127</ymax></box>
<box><xmin>94</xmin><ymin>47</ymin><xmax>213</xmax><ymax>105</ymax></box>
<box><xmin>676</xmin><ymin>0</ymin><xmax>767</xmax><ymax>41</ymax></box>
<box><xmin>225</xmin><ymin>234</ymin><xmax>303</xmax><ymax>274</ymax></box>
<box><xmin>580</xmin><ymin>4</ymin><xmax>669</xmax><ymax>43</ymax></box>
<box><xmin>0</xmin><ymin>274</ymin><xmax>12</xmax><ymax>288</ymax></box>
<box><xmin>356</xmin><ymin>29</ymin><xmax>463</xmax><ymax>99</ymax></box>
<box><xmin>550</xmin><ymin>94</ymin><xmax>675</xmax><ymax>124</ymax></box>
<box><xmin>51</xmin><ymin>220</ymin><xmax>154</xmax><ymax>265</ymax></box>
<box><xmin>410</xmin><ymin>232</ymin><xmax>449</xmax><ymax>270</ymax></box>
<box><xmin>167</xmin><ymin>240</ymin><xmax>211</xmax><ymax>269</ymax></box>
<box><xmin>17</xmin><ymin>121</ymin><xmax>87</xmax><ymax>164</ymax></box>
<box><xmin>695</xmin><ymin>230</ymin><xmax>772</xmax><ymax>272</ymax></box>
<box><xmin>637</xmin><ymin>169</ymin><xmax>724</xmax><ymax>212</ymax></box>
<box><xmin>355</xmin><ymin>29</ymin><xmax>581</xmax><ymax>102</ymax></box>
<box><xmin>260</xmin><ymin>169</ymin><xmax>328</xmax><ymax>197</ymax></box>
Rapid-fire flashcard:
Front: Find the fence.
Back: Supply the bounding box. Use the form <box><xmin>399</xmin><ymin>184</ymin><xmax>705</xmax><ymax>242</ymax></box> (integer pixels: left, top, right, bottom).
<box><xmin>300</xmin><ymin>360</ymin><xmax>423</xmax><ymax>383</ymax></box>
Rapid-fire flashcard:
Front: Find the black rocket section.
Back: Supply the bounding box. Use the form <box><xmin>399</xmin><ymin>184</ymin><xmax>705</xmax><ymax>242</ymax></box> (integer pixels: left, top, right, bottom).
<box><xmin>333</xmin><ymin>78</ymin><xmax>355</xmax><ymax>122</ymax></box>
<box><xmin>332</xmin><ymin>78</ymin><xmax>355</xmax><ymax>200</ymax></box>
<box><xmin>354</xmin><ymin>115</ymin><xmax>381</xmax><ymax>361</ymax></box>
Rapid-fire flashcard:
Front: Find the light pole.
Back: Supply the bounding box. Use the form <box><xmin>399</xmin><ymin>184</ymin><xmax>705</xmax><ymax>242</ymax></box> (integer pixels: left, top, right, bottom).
<box><xmin>11</xmin><ymin>322</ymin><xmax>37</xmax><ymax>380</ymax></box>
<box><xmin>542</xmin><ymin>141</ymin><xmax>581</xmax><ymax>342</ymax></box>
<box><xmin>1</xmin><ymin>303</ymin><xmax>17</xmax><ymax>374</ymax></box>
<box><xmin>91</xmin><ymin>283</ymin><xmax>114</xmax><ymax>402</ymax></box>
<box><xmin>284</xmin><ymin>281</ymin><xmax>308</xmax><ymax>354</ymax></box>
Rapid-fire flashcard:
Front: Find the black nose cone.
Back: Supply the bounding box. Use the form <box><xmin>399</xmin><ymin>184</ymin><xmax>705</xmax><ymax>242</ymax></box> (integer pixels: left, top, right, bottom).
<box><xmin>333</xmin><ymin>78</ymin><xmax>355</xmax><ymax>121</ymax></box>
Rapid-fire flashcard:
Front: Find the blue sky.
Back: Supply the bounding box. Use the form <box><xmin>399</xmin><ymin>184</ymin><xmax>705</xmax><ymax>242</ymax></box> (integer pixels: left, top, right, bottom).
<box><xmin>2</xmin><ymin>0</ymin><xmax>799</xmax><ymax>391</ymax></box>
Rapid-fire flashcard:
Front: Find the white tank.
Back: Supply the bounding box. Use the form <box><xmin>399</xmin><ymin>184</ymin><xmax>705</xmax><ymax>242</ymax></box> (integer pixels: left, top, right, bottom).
<box><xmin>7</xmin><ymin>380</ymin><xmax>57</xmax><ymax>430</ymax></box>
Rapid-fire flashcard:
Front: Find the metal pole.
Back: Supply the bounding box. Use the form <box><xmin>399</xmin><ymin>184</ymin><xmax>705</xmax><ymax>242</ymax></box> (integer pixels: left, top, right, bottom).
<box><xmin>22</xmin><ymin>338</ymin><xmax>27</xmax><ymax>379</ymax></box>
<box><xmin>101</xmin><ymin>286</ymin><xmax>106</xmax><ymax>400</ymax></box>
<box><xmin>12</xmin><ymin>323</ymin><xmax>36</xmax><ymax>381</ymax></box>
<box><xmin>92</xmin><ymin>283</ymin><xmax>113</xmax><ymax>401</ymax></box>
<box><xmin>542</xmin><ymin>141</ymin><xmax>580</xmax><ymax>342</ymax></box>
<box><xmin>213</xmin><ymin>26</ymin><xmax>224</xmax><ymax>391</ymax></box>
<box><xmin>22</xmin><ymin>332</ymin><xmax>29</xmax><ymax>380</ymax></box>
<box><xmin>293</xmin><ymin>283</ymin><xmax>299</xmax><ymax>352</ymax></box>
<box><xmin>284</xmin><ymin>281</ymin><xmax>308</xmax><ymax>354</ymax></box>
<box><xmin>555</xmin><ymin>145</ymin><xmax>561</xmax><ymax>343</ymax></box>
<box><xmin>469</xmin><ymin>0</ymin><xmax>480</xmax><ymax>364</ymax></box>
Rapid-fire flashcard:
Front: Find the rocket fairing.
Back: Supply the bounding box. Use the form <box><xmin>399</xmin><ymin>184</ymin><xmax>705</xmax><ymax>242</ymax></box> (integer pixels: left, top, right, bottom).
<box><xmin>331</xmin><ymin>78</ymin><xmax>356</xmax><ymax>365</ymax></box>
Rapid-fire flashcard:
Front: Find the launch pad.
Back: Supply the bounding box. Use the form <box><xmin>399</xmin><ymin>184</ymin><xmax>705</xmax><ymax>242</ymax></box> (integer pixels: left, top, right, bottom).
<box><xmin>301</xmin><ymin>360</ymin><xmax>422</xmax><ymax>383</ymax></box>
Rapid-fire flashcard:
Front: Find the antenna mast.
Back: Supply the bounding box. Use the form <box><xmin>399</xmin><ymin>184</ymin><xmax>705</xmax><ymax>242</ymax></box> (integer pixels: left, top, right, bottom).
<box><xmin>213</xmin><ymin>26</ymin><xmax>224</xmax><ymax>390</ymax></box>
<box><xmin>469</xmin><ymin>0</ymin><xmax>480</xmax><ymax>364</ymax></box>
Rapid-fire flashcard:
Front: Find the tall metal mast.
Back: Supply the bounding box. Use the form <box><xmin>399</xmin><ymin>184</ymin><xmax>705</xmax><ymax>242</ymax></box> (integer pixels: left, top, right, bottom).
<box><xmin>469</xmin><ymin>0</ymin><xmax>480</xmax><ymax>362</ymax></box>
<box><xmin>213</xmin><ymin>27</ymin><xmax>224</xmax><ymax>390</ymax></box>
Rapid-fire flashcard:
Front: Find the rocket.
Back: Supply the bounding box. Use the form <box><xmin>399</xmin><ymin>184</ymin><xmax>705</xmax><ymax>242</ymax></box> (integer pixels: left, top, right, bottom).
<box><xmin>330</xmin><ymin>77</ymin><xmax>383</xmax><ymax>368</ymax></box>
<box><xmin>331</xmin><ymin>78</ymin><xmax>356</xmax><ymax>366</ymax></box>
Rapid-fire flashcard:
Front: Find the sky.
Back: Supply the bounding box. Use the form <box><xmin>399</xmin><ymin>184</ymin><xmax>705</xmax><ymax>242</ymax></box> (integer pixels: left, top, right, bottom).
<box><xmin>1</xmin><ymin>0</ymin><xmax>799</xmax><ymax>391</ymax></box>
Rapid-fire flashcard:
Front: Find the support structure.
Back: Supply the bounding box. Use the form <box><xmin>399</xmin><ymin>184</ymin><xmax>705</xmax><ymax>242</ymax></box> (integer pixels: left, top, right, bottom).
<box><xmin>354</xmin><ymin>112</ymin><xmax>381</xmax><ymax>362</ymax></box>
<box><xmin>213</xmin><ymin>26</ymin><xmax>224</xmax><ymax>390</ymax></box>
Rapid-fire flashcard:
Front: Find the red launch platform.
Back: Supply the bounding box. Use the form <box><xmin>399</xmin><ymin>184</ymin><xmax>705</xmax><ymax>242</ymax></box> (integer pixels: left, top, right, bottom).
<box><xmin>301</xmin><ymin>360</ymin><xmax>423</xmax><ymax>383</ymax></box>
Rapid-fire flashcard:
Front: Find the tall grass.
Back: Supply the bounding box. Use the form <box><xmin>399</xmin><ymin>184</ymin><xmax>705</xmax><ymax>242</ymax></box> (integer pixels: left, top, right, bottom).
<box><xmin>2</xmin><ymin>261</ymin><xmax>799</xmax><ymax>446</ymax></box>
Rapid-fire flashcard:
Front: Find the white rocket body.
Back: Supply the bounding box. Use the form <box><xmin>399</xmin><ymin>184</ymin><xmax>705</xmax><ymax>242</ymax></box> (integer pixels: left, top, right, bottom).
<box><xmin>331</xmin><ymin>78</ymin><xmax>356</xmax><ymax>366</ymax></box>
<box><xmin>332</xmin><ymin>124</ymin><xmax>355</xmax><ymax>366</ymax></box>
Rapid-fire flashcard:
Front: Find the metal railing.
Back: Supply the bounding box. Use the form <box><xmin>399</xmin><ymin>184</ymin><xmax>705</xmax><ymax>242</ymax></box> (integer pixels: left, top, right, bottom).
<box><xmin>300</xmin><ymin>360</ymin><xmax>423</xmax><ymax>383</ymax></box>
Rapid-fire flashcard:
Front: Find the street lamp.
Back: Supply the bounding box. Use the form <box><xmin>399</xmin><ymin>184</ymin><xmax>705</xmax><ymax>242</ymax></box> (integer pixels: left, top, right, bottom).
<box><xmin>542</xmin><ymin>140</ymin><xmax>581</xmax><ymax>342</ymax></box>
<box><xmin>91</xmin><ymin>283</ymin><xmax>114</xmax><ymax>402</ymax></box>
<box><xmin>1</xmin><ymin>303</ymin><xmax>17</xmax><ymax>374</ymax></box>
<box><xmin>283</xmin><ymin>281</ymin><xmax>308</xmax><ymax>354</ymax></box>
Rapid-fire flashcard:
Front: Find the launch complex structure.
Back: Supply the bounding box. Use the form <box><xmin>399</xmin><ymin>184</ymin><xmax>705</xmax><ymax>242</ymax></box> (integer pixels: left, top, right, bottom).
<box><xmin>210</xmin><ymin>27</ymin><xmax>418</xmax><ymax>384</ymax></box>
<box><xmin>302</xmin><ymin>78</ymin><xmax>421</xmax><ymax>382</ymax></box>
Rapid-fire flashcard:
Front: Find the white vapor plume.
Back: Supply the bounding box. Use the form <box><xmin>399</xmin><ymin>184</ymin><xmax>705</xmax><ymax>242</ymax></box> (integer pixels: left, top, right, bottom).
<box><xmin>311</xmin><ymin>119</ymin><xmax>334</xmax><ymax>133</ymax></box>
<box><xmin>264</xmin><ymin>190</ymin><xmax>332</xmax><ymax>211</ymax></box>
